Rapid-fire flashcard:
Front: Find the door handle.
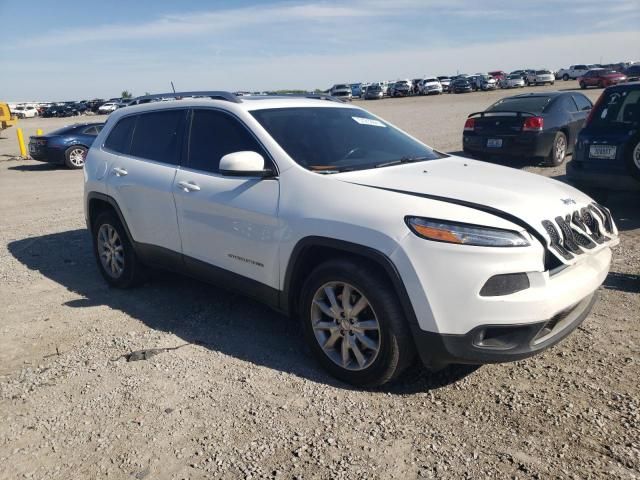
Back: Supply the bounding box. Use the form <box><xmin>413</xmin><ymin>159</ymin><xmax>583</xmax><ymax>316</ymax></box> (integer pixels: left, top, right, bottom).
<box><xmin>112</xmin><ymin>167</ymin><xmax>128</xmax><ymax>177</ymax></box>
<box><xmin>177</xmin><ymin>180</ymin><xmax>201</xmax><ymax>192</ymax></box>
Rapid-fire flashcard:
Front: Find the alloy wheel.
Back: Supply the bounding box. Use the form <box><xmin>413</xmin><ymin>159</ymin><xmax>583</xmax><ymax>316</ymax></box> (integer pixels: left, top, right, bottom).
<box><xmin>555</xmin><ymin>135</ymin><xmax>566</xmax><ymax>162</ymax></box>
<box><xmin>310</xmin><ymin>282</ymin><xmax>381</xmax><ymax>371</ymax></box>
<box><xmin>97</xmin><ymin>224</ymin><xmax>125</xmax><ymax>278</ymax></box>
<box><xmin>69</xmin><ymin>148</ymin><xmax>86</xmax><ymax>167</ymax></box>
<box><xmin>634</xmin><ymin>142</ymin><xmax>640</xmax><ymax>170</ymax></box>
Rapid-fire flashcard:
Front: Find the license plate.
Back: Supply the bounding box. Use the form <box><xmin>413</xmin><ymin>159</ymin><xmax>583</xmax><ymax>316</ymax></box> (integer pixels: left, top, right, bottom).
<box><xmin>589</xmin><ymin>145</ymin><xmax>616</xmax><ymax>159</ymax></box>
<box><xmin>487</xmin><ymin>138</ymin><xmax>503</xmax><ymax>148</ymax></box>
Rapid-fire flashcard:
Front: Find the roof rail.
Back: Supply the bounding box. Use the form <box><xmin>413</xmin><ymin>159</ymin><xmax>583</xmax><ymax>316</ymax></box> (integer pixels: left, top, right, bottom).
<box><xmin>129</xmin><ymin>91</ymin><xmax>242</xmax><ymax>104</ymax></box>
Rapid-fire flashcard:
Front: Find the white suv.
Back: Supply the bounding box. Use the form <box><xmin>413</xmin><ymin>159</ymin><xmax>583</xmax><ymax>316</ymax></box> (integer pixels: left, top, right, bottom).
<box><xmin>84</xmin><ymin>91</ymin><xmax>618</xmax><ymax>386</ymax></box>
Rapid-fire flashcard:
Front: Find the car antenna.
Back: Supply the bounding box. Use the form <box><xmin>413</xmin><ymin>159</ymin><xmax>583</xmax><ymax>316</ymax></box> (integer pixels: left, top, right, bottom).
<box><xmin>170</xmin><ymin>81</ymin><xmax>176</xmax><ymax>93</ymax></box>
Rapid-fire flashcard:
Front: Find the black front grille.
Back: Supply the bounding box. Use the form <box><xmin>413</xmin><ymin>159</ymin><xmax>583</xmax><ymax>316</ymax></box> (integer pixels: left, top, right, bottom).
<box><xmin>542</xmin><ymin>203</ymin><xmax>614</xmax><ymax>262</ymax></box>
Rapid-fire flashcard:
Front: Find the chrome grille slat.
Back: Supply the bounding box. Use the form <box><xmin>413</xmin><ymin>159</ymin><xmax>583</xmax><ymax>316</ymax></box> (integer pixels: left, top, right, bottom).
<box><xmin>542</xmin><ymin>203</ymin><xmax>614</xmax><ymax>263</ymax></box>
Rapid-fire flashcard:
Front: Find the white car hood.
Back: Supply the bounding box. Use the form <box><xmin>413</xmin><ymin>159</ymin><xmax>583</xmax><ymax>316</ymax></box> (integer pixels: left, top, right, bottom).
<box><xmin>336</xmin><ymin>156</ymin><xmax>618</xmax><ymax>264</ymax></box>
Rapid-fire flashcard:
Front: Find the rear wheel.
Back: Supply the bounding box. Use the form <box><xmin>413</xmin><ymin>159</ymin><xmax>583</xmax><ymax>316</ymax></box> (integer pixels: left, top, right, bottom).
<box><xmin>300</xmin><ymin>259</ymin><xmax>415</xmax><ymax>387</ymax></box>
<box><xmin>563</xmin><ymin>74</ymin><xmax>570</xmax><ymax>81</ymax></box>
<box><xmin>92</xmin><ymin>211</ymin><xmax>145</xmax><ymax>288</ymax></box>
<box><xmin>64</xmin><ymin>145</ymin><xmax>87</xmax><ymax>169</ymax></box>
<box><xmin>547</xmin><ymin>132</ymin><xmax>567</xmax><ymax>166</ymax></box>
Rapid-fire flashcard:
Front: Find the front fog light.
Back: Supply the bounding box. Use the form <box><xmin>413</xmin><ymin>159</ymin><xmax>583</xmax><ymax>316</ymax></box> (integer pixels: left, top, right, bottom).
<box><xmin>480</xmin><ymin>273</ymin><xmax>530</xmax><ymax>296</ymax></box>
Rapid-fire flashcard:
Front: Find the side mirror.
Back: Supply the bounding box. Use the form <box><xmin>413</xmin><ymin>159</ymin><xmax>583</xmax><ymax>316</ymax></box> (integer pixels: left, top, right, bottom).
<box><xmin>219</xmin><ymin>151</ymin><xmax>274</xmax><ymax>178</ymax></box>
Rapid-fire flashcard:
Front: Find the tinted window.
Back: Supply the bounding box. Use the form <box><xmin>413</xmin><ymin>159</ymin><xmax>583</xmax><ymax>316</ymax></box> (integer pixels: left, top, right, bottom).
<box><xmin>82</xmin><ymin>126</ymin><xmax>100</xmax><ymax>135</ymax></box>
<box><xmin>592</xmin><ymin>89</ymin><xmax>640</xmax><ymax>126</ymax></box>
<box><xmin>575</xmin><ymin>65</ymin><xmax>587</xmax><ymax>70</ymax></box>
<box><xmin>487</xmin><ymin>96</ymin><xmax>551</xmax><ymax>113</ymax></box>
<box><xmin>130</xmin><ymin>110</ymin><xmax>186</xmax><ymax>165</ymax></box>
<box><xmin>559</xmin><ymin>96</ymin><xmax>578</xmax><ymax>112</ymax></box>
<box><xmin>104</xmin><ymin>115</ymin><xmax>136</xmax><ymax>154</ymax></box>
<box><xmin>188</xmin><ymin>109</ymin><xmax>266</xmax><ymax>173</ymax></box>
<box><xmin>251</xmin><ymin>107</ymin><xmax>443</xmax><ymax>172</ymax></box>
<box><xmin>572</xmin><ymin>94</ymin><xmax>592</xmax><ymax>111</ymax></box>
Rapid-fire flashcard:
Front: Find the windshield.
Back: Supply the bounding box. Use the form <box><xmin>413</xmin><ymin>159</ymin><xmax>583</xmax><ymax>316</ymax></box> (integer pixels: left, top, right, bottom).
<box><xmin>251</xmin><ymin>107</ymin><xmax>444</xmax><ymax>172</ymax></box>
<box><xmin>508</xmin><ymin>74</ymin><xmax>521</xmax><ymax>79</ymax></box>
<box><xmin>536</xmin><ymin>70</ymin><xmax>551</xmax><ymax>74</ymax></box>
<box><xmin>334</xmin><ymin>85</ymin><xmax>349</xmax><ymax>90</ymax></box>
<box><xmin>487</xmin><ymin>96</ymin><xmax>551</xmax><ymax>113</ymax></box>
<box><xmin>592</xmin><ymin>89</ymin><xmax>640</xmax><ymax>127</ymax></box>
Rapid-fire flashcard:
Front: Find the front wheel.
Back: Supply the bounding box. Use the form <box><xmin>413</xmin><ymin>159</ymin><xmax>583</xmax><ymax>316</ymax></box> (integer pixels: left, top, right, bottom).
<box><xmin>626</xmin><ymin>137</ymin><xmax>640</xmax><ymax>181</ymax></box>
<box><xmin>300</xmin><ymin>259</ymin><xmax>415</xmax><ymax>387</ymax></box>
<box><xmin>64</xmin><ymin>145</ymin><xmax>87</xmax><ymax>169</ymax></box>
<box><xmin>580</xmin><ymin>81</ymin><xmax>586</xmax><ymax>89</ymax></box>
<box><xmin>547</xmin><ymin>131</ymin><xmax>567</xmax><ymax>166</ymax></box>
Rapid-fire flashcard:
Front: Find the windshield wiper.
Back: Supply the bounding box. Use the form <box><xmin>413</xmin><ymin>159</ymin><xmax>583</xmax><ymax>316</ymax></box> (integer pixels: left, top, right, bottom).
<box><xmin>310</xmin><ymin>166</ymin><xmax>356</xmax><ymax>174</ymax></box>
<box><xmin>374</xmin><ymin>156</ymin><xmax>431</xmax><ymax>168</ymax></box>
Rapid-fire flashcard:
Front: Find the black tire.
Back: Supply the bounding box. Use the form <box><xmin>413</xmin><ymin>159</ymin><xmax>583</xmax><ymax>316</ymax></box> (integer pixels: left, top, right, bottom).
<box><xmin>563</xmin><ymin>74</ymin><xmax>570</xmax><ymax>81</ymax></box>
<box><xmin>300</xmin><ymin>259</ymin><xmax>415</xmax><ymax>387</ymax></box>
<box><xmin>92</xmin><ymin>211</ymin><xmax>146</xmax><ymax>288</ymax></box>
<box><xmin>547</xmin><ymin>131</ymin><xmax>568</xmax><ymax>166</ymax></box>
<box><xmin>64</xmin><ymin>145</ymin><xmax>87</xmax><ymax>169</ymax></box>
<box><xmin>625</xmin><ymin>136</ymin><xmax>640</xmax><ymax>182</ymax></box>
<box><xmin>580</xmin><ymin>81</ymin><xmax>586</xmax><ymax>90</ymax></box>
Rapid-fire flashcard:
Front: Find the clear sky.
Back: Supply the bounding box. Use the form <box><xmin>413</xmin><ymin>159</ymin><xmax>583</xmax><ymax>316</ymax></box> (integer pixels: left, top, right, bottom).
<box><xmin>1</xmin><ymin>0</ymin><xmax>639</xmax><ymax>100</ymax></box>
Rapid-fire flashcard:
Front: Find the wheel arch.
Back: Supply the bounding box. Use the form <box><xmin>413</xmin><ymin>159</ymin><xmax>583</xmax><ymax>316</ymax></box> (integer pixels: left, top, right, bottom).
<box><xmin>86</xmin><ymin>192</ymin><xmax>136</xmax><ymax>247</ymax></box>
<box><xmin>281</xmin><ymin>237</ymin><xmax>418</xmax><ymax>326</ymax></box>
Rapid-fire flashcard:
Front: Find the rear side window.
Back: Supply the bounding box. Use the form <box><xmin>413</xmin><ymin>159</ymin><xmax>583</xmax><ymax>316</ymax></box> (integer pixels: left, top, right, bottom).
<box><xmin>130</xmin><ymin>110</ymin><xmax>186</xmax><ymax>165</ymax></box>
<box><xmin>572</xmin><ymin>94</ymin><xmax>592</xmax><ymax>111</ymax></box>
<box><xmin>559</xmin><ymin>96</ymin><xmax>578</xmax><ymax>112</ymax></box>
<box><xmin>593</xmin><ymin>89</ymin><xmax>640</xmax><ymax>126</ymax></box>
<box><xmin>104</xmin><ymin>116</ymin><xmax>136</xmax><ymax>154</ymax></box>
<box><xmin>188</xmin><ymin>109</ymin><xmax>267</xmax><ymax>173</ymax></box>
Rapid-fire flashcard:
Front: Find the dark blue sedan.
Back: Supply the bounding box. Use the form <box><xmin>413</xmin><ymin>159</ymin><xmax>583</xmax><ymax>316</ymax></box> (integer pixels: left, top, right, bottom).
<box><xmin>568</xmin><ymin>82</ymin><xmax>640</xmax><ymax>190</ymax></box>
<box><xmin>28</xmin><ymin>123</ymin><xmax>104</xmax><ymax>169</ymax></box>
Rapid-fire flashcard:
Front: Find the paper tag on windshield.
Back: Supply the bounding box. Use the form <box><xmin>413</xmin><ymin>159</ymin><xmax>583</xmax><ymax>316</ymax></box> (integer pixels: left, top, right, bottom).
<box><xmin>352</xmin><ymin>116</ymin><xmax>386</xmax><ymax>127</ymax></box>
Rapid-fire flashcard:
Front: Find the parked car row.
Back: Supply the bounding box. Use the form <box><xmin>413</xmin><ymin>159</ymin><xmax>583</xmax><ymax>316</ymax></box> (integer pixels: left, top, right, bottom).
<box><xmin>461</xmin><ymin>81</ymin><xmax>640</xmax><ymax>189</ymax></box>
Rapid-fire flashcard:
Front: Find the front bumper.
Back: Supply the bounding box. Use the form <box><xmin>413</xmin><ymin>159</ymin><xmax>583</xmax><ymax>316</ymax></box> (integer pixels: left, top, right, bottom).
<box><xmin>412</xmin><ymin>292</ymin><xmax>597</xmax><ymax>368</ymax></box>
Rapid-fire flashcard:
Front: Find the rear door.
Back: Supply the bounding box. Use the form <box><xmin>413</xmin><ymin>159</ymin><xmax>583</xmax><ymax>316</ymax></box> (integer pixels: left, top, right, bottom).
<box><xmin>173</xmin><ymin>108</ymin><xmax>280</xmax><ymax>289</ymax></box>
<box><xmin>105</xmin><ymin>109</ymin><xmax>187</xmax><ymax>254</ymax></box>
<box><xmin>556</xmin><ymin>96</ymin><xmax>583</xmax><ymax>145</ymax></box>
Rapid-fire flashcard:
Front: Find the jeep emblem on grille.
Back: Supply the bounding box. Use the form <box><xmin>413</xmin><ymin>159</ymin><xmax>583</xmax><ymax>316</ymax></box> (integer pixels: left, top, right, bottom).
<box><xmin>560</xmin><ymin>198</ymin><xmax>576</xmax><ymax>205</ymax></box>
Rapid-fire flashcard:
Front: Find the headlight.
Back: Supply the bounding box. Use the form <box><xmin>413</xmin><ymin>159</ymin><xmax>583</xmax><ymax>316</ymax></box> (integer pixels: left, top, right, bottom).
<box><xmin>405</xmin><ymin>217</ymin><xmax>530</xmax><ymax>247</ymax></box>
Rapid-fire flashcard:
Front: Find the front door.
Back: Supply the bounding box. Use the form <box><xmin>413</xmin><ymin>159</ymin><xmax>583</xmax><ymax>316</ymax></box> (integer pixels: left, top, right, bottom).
<box><xmin>173</xmin><ymin>108</ymin><xmax>280</xmax><ymax>289</ymax></box>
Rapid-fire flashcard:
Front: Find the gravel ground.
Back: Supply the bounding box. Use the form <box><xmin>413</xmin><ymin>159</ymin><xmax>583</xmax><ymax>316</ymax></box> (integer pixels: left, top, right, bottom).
<box><xmin>1</xmin><ymin>82</ymin><xmax>639</xmax><ymax>479</ymax></box>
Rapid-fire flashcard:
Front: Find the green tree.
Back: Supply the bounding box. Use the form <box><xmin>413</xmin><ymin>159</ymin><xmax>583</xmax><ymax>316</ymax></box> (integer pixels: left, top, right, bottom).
<box><xmin>121</xmin><ymin>90</ymin><xmax>133</xmax><ymax>99</ymax></box>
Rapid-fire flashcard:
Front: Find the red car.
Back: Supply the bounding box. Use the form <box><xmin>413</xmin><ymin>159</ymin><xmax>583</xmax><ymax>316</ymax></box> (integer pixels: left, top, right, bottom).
<box><xmin>488</xmin><ymin>70</ymin><xmax>506</xmax><ymax>81</ymax></box>
<box><xmin>579</xmin><ymin>69</ymin><xmax>627</xmax><ymax>89</ymax></box>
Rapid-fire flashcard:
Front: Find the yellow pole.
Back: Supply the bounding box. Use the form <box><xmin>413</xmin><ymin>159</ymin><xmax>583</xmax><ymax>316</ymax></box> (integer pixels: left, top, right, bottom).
<box><xmin>36</xmin><ymin>128</ymin><xmax>43</xmax><ymax>136</ymax></box>
<box><xmin>16</xmin><ymin>128</ymin><xmax>27</xmax><ymax>157</ymax></box>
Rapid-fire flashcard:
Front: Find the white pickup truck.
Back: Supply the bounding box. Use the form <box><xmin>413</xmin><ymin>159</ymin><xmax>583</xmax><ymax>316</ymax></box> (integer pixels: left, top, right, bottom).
<box><xmin>556</xmin><ymin>65</ymin><xmax>595</xmax><ymax>81</ymax></box>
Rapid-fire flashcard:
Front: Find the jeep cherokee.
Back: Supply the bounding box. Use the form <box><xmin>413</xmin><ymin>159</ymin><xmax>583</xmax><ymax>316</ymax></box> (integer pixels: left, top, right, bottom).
<box><xmin>84</xmin><ymin>91</ymin><xmax>618</xmax><ymax>387</ymax></box>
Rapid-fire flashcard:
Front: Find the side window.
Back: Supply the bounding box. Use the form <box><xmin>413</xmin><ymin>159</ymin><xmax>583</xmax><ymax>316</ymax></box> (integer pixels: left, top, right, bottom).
<box><xmin>561</xmin><ymin>96</ymin><xmax>578</xmax><ymax>112</ymax></box>
<box><xmin>82</xmin><ymin>126</ymin><xmax>98</xmax><ymax>135</ymax></box>
<box><xmin>130</xmin><ymin>109</ymin><xmax>186</xmax><ymax>165</ymax></box>
<box><xmin>104</xmin><ymin>115</ymin><xmax>136</xmax><ymax>154</ymax></box>
<box><xmin>188</xmin><ymin>109</ymin><xmax>268</xmax><ymax>173</ymax></box>
<box><xmin>572</xmin><ymin>94</ymin><xmax>592</xmax><ymax>111</ymax></box>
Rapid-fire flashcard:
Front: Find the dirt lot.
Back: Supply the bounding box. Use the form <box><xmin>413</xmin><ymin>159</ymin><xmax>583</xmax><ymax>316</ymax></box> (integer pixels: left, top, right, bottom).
<box><xmin>1</xmin><ymin>82</ymin><xmax>639</xmax><ymax>479</ymax></box>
